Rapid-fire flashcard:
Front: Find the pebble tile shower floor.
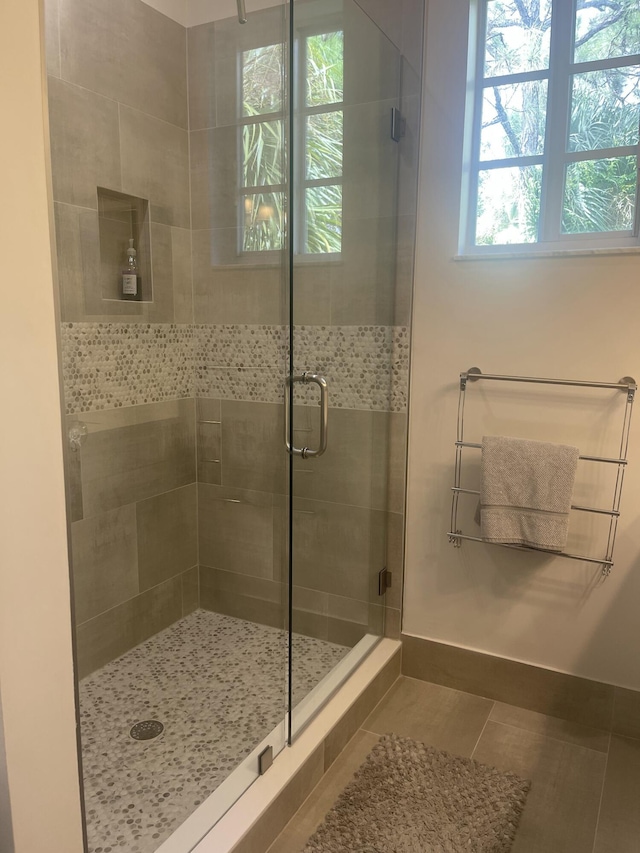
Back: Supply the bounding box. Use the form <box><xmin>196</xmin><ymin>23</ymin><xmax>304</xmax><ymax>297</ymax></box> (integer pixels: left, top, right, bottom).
<box><xmin>79</xmin><ymin>609</ymin><xmax>350</xmax><ymax>853</ymax></box>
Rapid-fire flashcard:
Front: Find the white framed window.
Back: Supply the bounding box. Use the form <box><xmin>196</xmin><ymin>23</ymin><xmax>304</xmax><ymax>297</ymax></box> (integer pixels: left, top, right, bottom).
<box><xmin>239</xmin><ymin>27</ymin><xmax>344</xmax><ymax>255</ymax></box>
<box><xmin>460</xmin><ymin>0</ymin><xmax>640</xmax><ymax>254</ymax></box>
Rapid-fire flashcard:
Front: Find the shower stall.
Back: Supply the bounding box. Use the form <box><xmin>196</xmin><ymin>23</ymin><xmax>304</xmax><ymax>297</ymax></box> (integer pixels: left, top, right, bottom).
<box><xmin>44</xmin><ymin>0</ymin><xmax>423</xmax><ymax>849</ymax></box>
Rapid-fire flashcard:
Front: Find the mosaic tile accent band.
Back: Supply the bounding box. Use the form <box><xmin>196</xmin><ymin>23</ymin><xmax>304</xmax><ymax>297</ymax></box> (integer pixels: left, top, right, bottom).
<box><xmin>62</xmin><ymin>323</ymin><xmax>410</xmax><ymax>414</ymax></box>
<box><xmin>61</xmin><ymin>323</ymin><xmax>194</xmax><ymax>415</ymax></box>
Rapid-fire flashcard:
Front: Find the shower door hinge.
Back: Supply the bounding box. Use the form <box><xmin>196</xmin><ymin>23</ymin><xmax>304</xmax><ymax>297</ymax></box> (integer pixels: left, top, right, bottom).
<box><xmin>378</xmin><ymin>568</ymin><xmax>392</xmax><ymax>596</ymax></box>
<box><xmin>390</xmin><ymin>108</ymin><xmax>406</xmax><ymax>142</ymax></box>
<box><xmin>258</xmin><ymin>745</ymin><xmax>274</xmax><ymax>775</ymax></box>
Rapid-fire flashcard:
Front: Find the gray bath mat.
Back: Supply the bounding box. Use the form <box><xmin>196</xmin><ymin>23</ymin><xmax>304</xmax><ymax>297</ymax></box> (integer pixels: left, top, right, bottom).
<box><xmin>303</xmin><ymin>733</ymin><xmax>530</xmax><ymax>852</ymax></box>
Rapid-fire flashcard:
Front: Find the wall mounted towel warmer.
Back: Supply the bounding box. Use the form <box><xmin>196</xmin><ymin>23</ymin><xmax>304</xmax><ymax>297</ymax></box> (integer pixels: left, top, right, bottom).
<box><xmin>447</xmin><ymin>368</ymin><xmax>637</xmax><ymax>577</ymax></box>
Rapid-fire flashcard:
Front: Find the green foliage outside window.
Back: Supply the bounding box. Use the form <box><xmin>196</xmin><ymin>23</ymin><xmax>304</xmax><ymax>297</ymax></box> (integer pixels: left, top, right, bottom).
<box><xmin>474</xmin><ymin>0</ymin><xmax>640</xmax><ymax>247</ymax></box>
<box><xmin>241</xmin><ymin>31</ymin><xmax>344</xmax><ymax>253</ymax></box>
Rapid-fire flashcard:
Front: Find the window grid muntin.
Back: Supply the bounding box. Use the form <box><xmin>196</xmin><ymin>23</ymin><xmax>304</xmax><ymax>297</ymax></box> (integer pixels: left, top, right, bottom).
<box><xmin>466</xmin><ymin>0</ymin><xmax>640</xmax><ymax>251</ymax></box>
<box><xmin>295</xmin><ymin>28</ymin><xmax>344</xmax><ymax>255</ymax></box>
<box><xmin>238</xmin><ymin>27</ymin><xmax>344</xmax><ymax>255</ymax></box>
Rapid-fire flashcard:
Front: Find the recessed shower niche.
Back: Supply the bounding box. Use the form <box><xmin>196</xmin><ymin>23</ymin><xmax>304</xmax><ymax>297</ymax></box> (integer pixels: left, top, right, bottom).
<box><xmin>97</xmin><ymin>188</ymin><xmax>153</xmax><ymax>302</ymax></box>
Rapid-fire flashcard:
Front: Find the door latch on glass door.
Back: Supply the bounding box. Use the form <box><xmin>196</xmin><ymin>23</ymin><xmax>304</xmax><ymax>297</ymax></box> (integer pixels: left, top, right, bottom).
<box><xmin>284</xmin><ymin>373</ymin><xmax>328</xmax><ymax>458</ymax></box>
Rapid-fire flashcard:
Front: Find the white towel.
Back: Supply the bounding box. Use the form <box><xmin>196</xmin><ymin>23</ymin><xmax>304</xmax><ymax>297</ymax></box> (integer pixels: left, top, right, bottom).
<box><xmin>480</xmin><ymin>435</ymin><xmax>579</xmax><ymax>552</ymax></box>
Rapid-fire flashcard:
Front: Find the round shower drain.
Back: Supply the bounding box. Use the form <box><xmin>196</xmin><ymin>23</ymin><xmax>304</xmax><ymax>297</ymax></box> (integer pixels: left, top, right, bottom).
<box><xmin>130</xmin><ymin>720</ymin><xmax>164</xmax><ymax>741</ymax></box>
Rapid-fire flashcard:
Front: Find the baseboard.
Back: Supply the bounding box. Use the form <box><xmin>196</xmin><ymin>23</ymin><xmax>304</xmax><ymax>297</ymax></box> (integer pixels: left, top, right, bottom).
<box><xmin>401</xmin><ymin>633</ymin><xmax>640</xmax><ymax>738</ymax></box>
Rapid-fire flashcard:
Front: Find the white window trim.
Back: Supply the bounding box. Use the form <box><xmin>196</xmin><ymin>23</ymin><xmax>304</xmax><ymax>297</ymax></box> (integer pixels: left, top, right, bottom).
<box><xmin>460</xmin><ymin>0</ymin><xmax>640</xmax><ymax>256</ymax></box>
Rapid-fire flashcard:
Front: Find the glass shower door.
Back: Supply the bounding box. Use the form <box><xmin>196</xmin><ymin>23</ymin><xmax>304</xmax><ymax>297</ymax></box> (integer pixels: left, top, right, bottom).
<box><xmin>287</xmin><ymin>0</ymin><xmax>402</xmax><ymax>736</ymax></box>
<box><xmin>45</xmin><ymin>1</ymin><xmax>292</xmax><ymax>850</ymax></box>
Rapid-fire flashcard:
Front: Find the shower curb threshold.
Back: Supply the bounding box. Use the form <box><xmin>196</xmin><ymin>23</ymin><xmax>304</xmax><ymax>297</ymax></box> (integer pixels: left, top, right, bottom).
<box><xmin>161</xmin><ymin>638</ymin><xmax>401</xmax><ymax>853</ymax></box>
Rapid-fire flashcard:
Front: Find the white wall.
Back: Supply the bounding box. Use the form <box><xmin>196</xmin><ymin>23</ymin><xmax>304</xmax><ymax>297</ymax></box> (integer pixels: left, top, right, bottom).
<box><xmin>405</xmin><ymin>0</ymin><xmax>640</xmax><ymax>691</ymax></box>
<box><xmin>0</xmin><ymin>1</ymin><xmax>85</xmax><ymax>850</ymax></box>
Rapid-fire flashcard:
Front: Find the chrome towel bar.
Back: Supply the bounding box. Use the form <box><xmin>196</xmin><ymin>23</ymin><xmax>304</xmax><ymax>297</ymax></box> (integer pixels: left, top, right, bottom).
<box><xmin>449</xmin><ymin>367</ymin><xmax>636</xmax><ymax>577</ymax></box>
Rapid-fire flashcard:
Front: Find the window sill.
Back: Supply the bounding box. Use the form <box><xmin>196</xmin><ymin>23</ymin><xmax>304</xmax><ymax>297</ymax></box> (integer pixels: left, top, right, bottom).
<box><xmin>454</xmin><ymin>246</ymin><xmax>640</xmax><ymax>262</ymax></box>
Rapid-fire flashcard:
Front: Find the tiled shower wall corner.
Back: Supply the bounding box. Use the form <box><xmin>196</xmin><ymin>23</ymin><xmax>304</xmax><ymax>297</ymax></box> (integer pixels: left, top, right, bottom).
<box><xmin>48</xmin><ymin>0</ymin><xmax>423</xmax><ymax>675</ymax></box>
<box><xmin>47</xmin><ymin>0</ymin><xmax>198</xmax><ymax>677</ymax></box>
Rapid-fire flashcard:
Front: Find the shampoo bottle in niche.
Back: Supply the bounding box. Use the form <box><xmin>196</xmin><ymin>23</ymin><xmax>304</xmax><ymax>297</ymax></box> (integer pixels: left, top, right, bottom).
<box><xmin>121</xmin><ymin>238</ymin><xmax>141</xmax><ymax>300</ymax></box>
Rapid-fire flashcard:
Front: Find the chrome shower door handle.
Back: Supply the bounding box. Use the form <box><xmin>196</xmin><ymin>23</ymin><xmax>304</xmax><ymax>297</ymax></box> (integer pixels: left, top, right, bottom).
<box><xmin>284</xmin><ymin>373</ymin><xmax>328</xmax><ymax>459</ymax></box>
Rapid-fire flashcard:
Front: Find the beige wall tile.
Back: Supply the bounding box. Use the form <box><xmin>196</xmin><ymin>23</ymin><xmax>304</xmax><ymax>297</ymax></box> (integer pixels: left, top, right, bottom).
<box><xmin>59</xmin><ymin>0</ymin><xmax>187</xmax><ymax>127</ymax></box>
<box><xmin>188</xmin><ymin>22</ymin><xmax>216</xmax><ymax>131</ymax></box>
<box><xmin>200</xmin><ymin>565</ymin><xmax>283</xmax><ymax>604</ymax></box>
<box><xmin>190</xmin><ymin>126</ymin><xmax>238</xmax><ymax>230</ymax></box>
<box><xmin>197</xmin><ymin>398</ymin><xmax>222</xmax><ymax>484</ymax></box>
<box><xmin>200</xmin><ymin>584</ymin><xmax>285</xmax><ymax>630</ymax></box>
<box><xmin>397</xmin><ymin>60</ymin><xmax>423</xmax><ymax>219</ymax></box>
<box><xmin>53</xmin><ymin>202</ymin><xmax>99</xmax><ymax>322</ymax></box>
<box><xmin>401</xmin><ymin>634</ymin><xmax>616</xmax><ymax>731</ymax></box>
<box><xmin>198</xmin><ymin>483</ymin><xmax>275</xmax><ymax>579</ymax></box>
<box><xmin>181</xmin><ymin>566</ymin><xmax>199</xmax><ymax>616</ymax></box>
<box><xmin>120</xmin><ymin>105</ymin><xmax>190</xmax><ymax>228</ymax></box>
<box><xmin>290</xmin><ymin>263</ymin><xmax>332</xmax><ymax>326</ymax></box>
<box><xmin>144</xmin><ymin>222</ymin><xmax>177</xmax><ymax>319</ymax></box>
<box><xmin>292</xmin><ymin>408</ymin><xmax>389</xmax><ymax>510</ymax></box>
<box><xmin>80</xmin><ymin>398</ymin><xmax>192</xmax><ymax>432</ymax></box>
<box><xmin>593</xmin><ymin>735</ymin><xmax>640</xmax><ymax>853</ymax></box>
<box><xmin>387</xmin><ymin>412</ymin><xmax>407</xmax><ymax>514</ymax></box>
<box><xmin>342</xmin><ymin>99</ymin><xmax>398</xmax><ymax>224</ymax></box>
<box><xmin>221</xmin><ymin>400</ymin><xmax>286</xmax><ymax>493</ymax></box>
<box><xmin>120</xmin><ymin>221</ymin><xmax>193</xmax><ymax>323</ymax></box>
<box><xmin>81</xmin><ymin>400</ymin><xmax>196</xmax><ymax>516</ymax></box>
<box><xmin>293</xmin><ymin>585</ymin><xmax>329</xmax><ymax>616</ymax></box>
<box><xmin>48</xmin><ymin>77</ymin><xmax>121</xmax><ymax>209</ymax></box>
<box><xmin>394</xmin><ymin>214</ymin><xmax>416</xmax><ymax>326</ymax></box>
<box><xmin>385</xmin><ymin>512</ymin><xmax>404</xmax><ymax>611</ymax></box>
<box><xmin>64</xmin><ymin>444</ymin><xmax>83</xmax><ymax>523</ymax></box>
<box><xmin>192</xmin><ymin>241</ymin><xmax>285</xmax><ymax>323</ymax></box>
<box><xmin>343</xmin><ymin>1</ymin><xmax>400</xmax><ymax>107</ymax></box>
<box><xmin>363</xmin><ymin>677</ymin><xmax>493</xmax><ymax>757</ymax></box>
<box><xmin>330</xmin><ymin>217</ymin><xmax>397</xmax><ymax>325</ymax></box>
<box><xmin>137</xmin><ymin>484</ymin><xmax>197</xmax><ymax>591</ymax></box>
<box><xmin>612</xmin><ymin>686</ymin><xmax>640</xmax><ymax>740</ymax></box>
<box><xmin>369</xmin><ymin>602</ymin><xmax>385</xmax><ymax>636</ymax></box>
<box><xmin>473</xmin><ymin>721</ymin><xmax>606</xmax><ymax>853</ymax></box>
<box><xmin>384</xmin><ymin>606</ymin><xmax>401</xmax><ymax>639</ymax></box>
<box><xmin>327</xmin><ymin>594</ymin><xmax>369</xmax><ymax>625</ymax></box>
<box><xmin>400</xmin><ymin>0</ymin><xmax>426</xmax><ymax>76</ymax></box>
<box><xmin>353</xmin><ymin>0</ymin><xmax>402</xmax><ymax>48</ymax></box>
<box><xmin>327</xmin><ymin>617</ymin><xmax>368</xmax><ymax>648</ymax></box>
<box><xmin>292</xmin><ymin>498</ymin><xmax>386</xmax><ymax>602</ymax></box>
<box><xmin>169</xmin><ymin>226</ymin><xmax>194</xmax><ymax>324</ymax></box>
<box><xmin>44</xmin><ymin>0</ymin><xmax>61</xmax><ymax>77</ymax></box>
<box><xmin>75</xmin><ymin>575</ymin><xmax>183</xmax><ymax>678</ymax></box>
<box><xmin>292</xmin><ymin>609</ymin><xmax>328</xmax><ymax>641</ymax></box>
<box><xmin>71</xmin><ymin>504</ymin><xmax>138</xmax><ymax>624</ymax></box>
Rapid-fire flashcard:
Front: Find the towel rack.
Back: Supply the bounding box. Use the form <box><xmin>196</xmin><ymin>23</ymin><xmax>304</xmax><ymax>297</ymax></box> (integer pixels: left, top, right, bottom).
<box><xmin>447</xmin><ymin>368</ymin><xmax>637</xmax><ymax>577</ymax></box>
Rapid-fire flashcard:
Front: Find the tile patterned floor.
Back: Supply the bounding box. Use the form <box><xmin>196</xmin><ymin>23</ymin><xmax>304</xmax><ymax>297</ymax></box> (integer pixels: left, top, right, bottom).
<box><xmin>268</xmin><ymin>676</ymin><xmax>640</xmax><ymax>853</ymax></box>
<box><xmin>79</xmin><ymin>609</ymin><xmax>349</xmax><ymax>853</ymax></box>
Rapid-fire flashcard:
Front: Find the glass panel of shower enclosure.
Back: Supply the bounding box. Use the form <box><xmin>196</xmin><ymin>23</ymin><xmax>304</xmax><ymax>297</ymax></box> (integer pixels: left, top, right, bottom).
<box><xmin>288</xmin><ymin>0</ymin><xmax>403</xmax><ymax>736</ymax></box>
<box><xmin>44</xmin><ymin>1</ymin><xmax>289</xmax><ymax>850</ymax></box>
